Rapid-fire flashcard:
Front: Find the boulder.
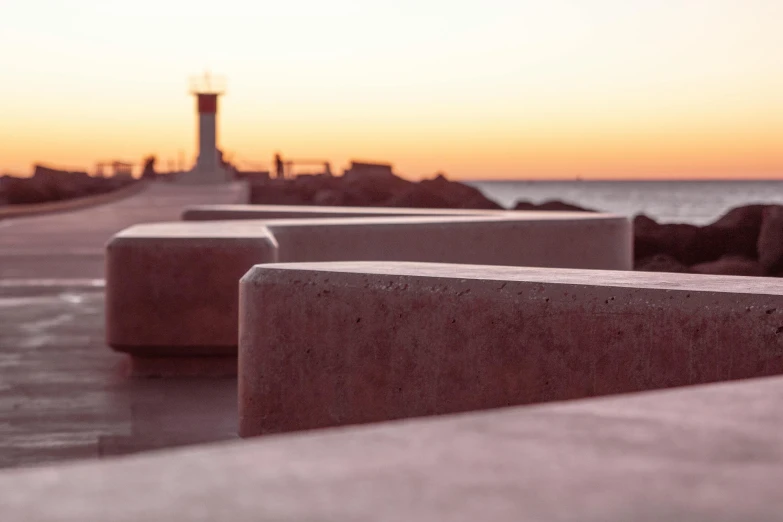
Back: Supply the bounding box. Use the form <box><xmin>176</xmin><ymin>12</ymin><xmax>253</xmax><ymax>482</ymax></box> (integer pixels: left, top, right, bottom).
<box><xmin>33</xmin><ymin>165</ymin><xmax>99</xmax><ymax>200</ymax></box>
<box><xmin>632</xmin><ymin>214</ymin><xmax>659</xmax><ymax>236</ymax></box>
<box><xmin>537</xmin><ymin>200</ymin><xmax>594</xmax><ymax>212</ymax></box>
<box><xmin>248</xmin><ymin>170</ymin><xmax>502</xmax><ymax>209</ymax></box>
<box><xmin>634</xmin><ymin>254</ymin><xmax>692</xmax><ymax>273</ymax></box>
<box><xmin>692</xmin><ymin>223</ymin><xmax>758</xmax><ymax>263</ymax></box>
<box><xmin>294</xmin><ymin>174</ymin><xmax>341</xmax><ymax>194</ymax></box>
<box><xmin>633</xmin><ymin>216</ymin><xmax>701</xmax><ymax>264</ymax></box>
<box><xmin>418</xmin><ymin>175</ymin><xmax>502</xmax><ymax>209</ymax></box>
<box><xmin>696</xmin><ymin>204</ymin><xmax>766</xmax><ymax>261</ymax></box>
<box><xmin>2</xmin><ymin>175</ymin><xmax>57</xmax><ymax>204</ymax></box>
<box><xmin>712</xmin><ymin>204</ymin><xmax>768</xmax><ymax>231</ymax></box>
<box><xmin>633</xmin><ymin>213</ymin><xmax>757</xmax><ymax>266</ymax></box>
<box><xmin>383</xmin><ymin>184</ymin><xmax>453</xmax><ymax>208</ymax></box>
<box><xmin>511</xmin><ymin>201</ymin><xmax>537</xmax><ymax>211</ymax></box>
<box><xmin>757</xmin><ymin>205</ymin><xmax>783</xmax><ymax>275</ymax></box>
<box><xmin>312</xmin><ymin>189</ymin><xmax>346</xmax><ymax>206</ymax></box>
<box><xmin>250</xmin><ymin>180</ymin><xmax>312</xmax><ymax>205</ymax></box>
<box><xmin>0</xmin><ymin>176</ymin><xmax>9</xmax><ymax>205</ymax></box>
<box><xmin>691</xmin><ymin>256</ymin><xmax>763</xmax><ymax>277</ymax></box>
<box><xmin>513</xmin><ymin>200</ymin><xmax>594</xmax><ymax>212</ymax></box>
<box><xmin>343</xmin><ymin>172</ymin><xmax>412</xmax><ymax>206</ymax></box>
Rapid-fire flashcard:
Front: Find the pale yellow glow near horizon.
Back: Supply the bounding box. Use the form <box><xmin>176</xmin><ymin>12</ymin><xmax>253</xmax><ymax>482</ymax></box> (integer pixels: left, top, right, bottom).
<box><xmin>0</xmin><ymin>0</ymin><xmax>781</xmax><ymax>179</ymax></box>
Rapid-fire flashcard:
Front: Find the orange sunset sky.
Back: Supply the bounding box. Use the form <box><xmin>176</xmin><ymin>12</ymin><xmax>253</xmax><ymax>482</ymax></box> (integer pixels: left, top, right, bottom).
<box><xmin>0</xmin><ymin>0</ymin><xmax>781</xmax><ymax>180</ymax></box>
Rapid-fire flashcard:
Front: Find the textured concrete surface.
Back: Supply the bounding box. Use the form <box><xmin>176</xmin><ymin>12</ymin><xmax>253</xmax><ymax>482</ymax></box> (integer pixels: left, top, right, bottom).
<box><xmin>239</xmin><ymin>261</ymin><xmax>783</xmax><ymax>436</ymax></box>
<box><xmin>0</xmin><ymin>183</ymin><xmax>246</xmax><ymax>469</ymax></box>
<box><xmin>106</xmin><ymin>222</ymin><xmax>278</xmax><ymax>355</ymax></box>
<box><xmin>182</xmin><ymin>203</ymin><xmax>491</xmax><ymax>220</ymax></box>
<box><xmin>267</xmin><ymin>213</ymin><xmax>631</xmax><ymax>268</ymax></box>
<box><xmin>107</xmin><ymin>213</ymin><xmax>631</xmax><ymax>362</ymax></box>
<box><xmin>2</xmin><ymin>375</ymin><xmax>783</xmax><ymax>521</ymax></box>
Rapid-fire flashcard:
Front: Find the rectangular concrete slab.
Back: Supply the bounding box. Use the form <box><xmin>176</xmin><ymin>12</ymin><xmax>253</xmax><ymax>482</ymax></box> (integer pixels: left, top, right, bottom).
<box><xmin>182</xmin><ymin>203</ymin><xmax>495</xmax><ymax>220</ymax></box>
<box><xmin>3</xmin><ymin>375</ymin><xmax>783</xmax><ymax>521</ymax></box>
<box><xmin>106</xmin><ymin>222</ymin><xmax>278</xmax><ymax>356</ymax></box>
<box><xmin>106</xmin><ymin>214</ymin><xmax>631</xmax><ymax>366</ymax></box>
<box><xmin>267</xmin><ymin>213</ymin><xmax>630</xmax><ymax>267</ymax></box>
<box><xmin>239</xmin><ymin>261</ymin><xmax>783</xmax><ymax>436</ymax></box>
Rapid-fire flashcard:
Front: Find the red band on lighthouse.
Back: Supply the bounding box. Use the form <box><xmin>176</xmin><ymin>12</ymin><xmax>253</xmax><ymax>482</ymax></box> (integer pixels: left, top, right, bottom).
<box><xmin>197</xmin><ymin>94</ymin><xmax>218</xmax><ymax>114</ymax></box>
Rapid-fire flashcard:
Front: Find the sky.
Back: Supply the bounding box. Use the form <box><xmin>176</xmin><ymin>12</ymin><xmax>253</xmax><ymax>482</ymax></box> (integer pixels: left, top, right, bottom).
<box><xmin>0</xmin><ymin>0</ymin><xmax>781</xmax><ymax>180</ymax></box>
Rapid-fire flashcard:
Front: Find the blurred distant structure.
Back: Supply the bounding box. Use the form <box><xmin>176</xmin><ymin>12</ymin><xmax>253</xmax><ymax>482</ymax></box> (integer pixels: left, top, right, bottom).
<box><xmin>342</xmin><ymin>161</ymin><xmax>395</xmax><ymax>180</ymax></box>
<box><xmin>275</xmin><ymin>154</ymin><xmax>332</xmax><ymax>179</ymax></box>
<box><xmin>178</xmin><ymin>73</ymin><xmax>232</xmax><ymax>184</ymax></box>
<box><xmin>95</xmin><ymin>161</ymin><xmax>134</xmax><ymax>178</ymax></box>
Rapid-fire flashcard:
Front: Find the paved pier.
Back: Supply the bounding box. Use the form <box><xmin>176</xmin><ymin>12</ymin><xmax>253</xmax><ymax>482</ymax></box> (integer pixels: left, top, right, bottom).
<box><xmin>0</xmin><ymin>183</ymin><xmax>246</xmax><ymax>468</ymax></box>
<box><xmin>2</xmin><ymin>184</ymin><xmax>782</xmax><ymax>519</ymax></box>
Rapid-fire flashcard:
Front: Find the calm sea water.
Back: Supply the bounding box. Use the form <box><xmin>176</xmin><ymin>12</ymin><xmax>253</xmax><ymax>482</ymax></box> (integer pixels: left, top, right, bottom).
<box><xmin>468</xmin><ymin>180</ymin><xmax>783</xmax><ymax>225</ymax></box>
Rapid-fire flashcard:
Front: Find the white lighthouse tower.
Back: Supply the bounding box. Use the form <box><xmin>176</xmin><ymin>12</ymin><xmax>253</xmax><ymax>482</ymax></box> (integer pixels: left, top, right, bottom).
<box><xmin>179</xmin><ymin>72</ymin><xmax>231</xmax><ymax>184</ymax></box>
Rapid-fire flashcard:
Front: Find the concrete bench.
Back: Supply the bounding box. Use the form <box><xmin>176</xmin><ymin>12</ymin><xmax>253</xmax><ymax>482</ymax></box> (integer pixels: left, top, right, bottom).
<box><xmin>106</xmin><ymin>213</ymin><xmax>631</xmax><ymax>373</ymax></box>
<box><xmin>239</xmin><ymin>261</ymin><xmax>783</xmax><ymax>436</ymax></box>
<box><xmin>106</xmin><ymin>222</ymin><xmax>278</xmax><ymax>375</ymax></box>
<box><xmin>182</xmin><ymin>203</ymin><xmax>498</xmax><ymax>221</ymax></box>
<box><xmin>3</xmin><ymin>375</ymin><xmax>783</xmax><ymax>520</ymax></box>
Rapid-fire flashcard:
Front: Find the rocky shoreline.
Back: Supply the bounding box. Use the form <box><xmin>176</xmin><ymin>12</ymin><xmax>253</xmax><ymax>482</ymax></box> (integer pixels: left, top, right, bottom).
<box><xmin>248</xmin><ymin>171</ymin><xmax>783</xmax><ymax>277</ymax></box>
<box><xmin>0</xmin><ymin>165</ymin><xmax>135</xmax><ymax>206</ymax></box>
<box><xmin>3</xmin><ymin>166</ymin><xmax>779</xmax><ymax>277</ymax></box>
<box><xmin>634</xmin><ymin>205</ymin><xmax>783</xmax><ymax>277</ymax></box>
<box><xmin>248</xmin><ymin>170</ymin><xmax>591</xmax><ymax>212</ymax></box>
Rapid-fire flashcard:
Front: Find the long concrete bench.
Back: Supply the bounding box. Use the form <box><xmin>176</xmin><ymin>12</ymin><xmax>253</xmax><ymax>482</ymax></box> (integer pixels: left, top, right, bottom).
<box><xmin>107</xmin><ymin>212</ymin><xmax>631</xmax><ymax>373</ymax></box>
<box><xmin>239</xmin><ymin>261</ymin><xmax>783</xmax><ymax>436</ymax></box>
<box><xmin>182</xmin><ymin>203</ymin><xmax>500</xmax><ymax>221</ymax></box>
<box><xmin>3</xmin><ymin>375</ymin><xmax>783</xmax><ymax>520</ymax></box>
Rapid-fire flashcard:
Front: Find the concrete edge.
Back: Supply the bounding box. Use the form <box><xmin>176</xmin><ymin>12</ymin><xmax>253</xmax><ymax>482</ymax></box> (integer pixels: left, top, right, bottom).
<box><xmin>240</xmin><ymin>260</ymin><xmax>783</xmax><ymax>295</ymax></box>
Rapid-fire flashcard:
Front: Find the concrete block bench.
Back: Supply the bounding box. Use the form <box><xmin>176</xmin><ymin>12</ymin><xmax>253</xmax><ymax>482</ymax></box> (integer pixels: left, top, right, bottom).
<box><xmin>3</xmin><ymin>375</ymin><xmax>783</xmax><ymax>520</ymax></box>
<box><xmin>239</xmin><ymin>261</ymin><xmax>783</xmax><ymax>436</ymax></box>
<box><xmin>106</xmin><ymin>222</ymin><xmax>278</xmax><ymax>376</ymax></box>
<box><xmin>106</xmin><ymin>213</ymin><xmax>631</xmax><ymax>373</ymax></box>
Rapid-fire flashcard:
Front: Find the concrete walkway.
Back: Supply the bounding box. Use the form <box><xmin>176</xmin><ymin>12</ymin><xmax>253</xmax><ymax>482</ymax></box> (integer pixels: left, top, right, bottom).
<box><xmin>0</xmin><ymin>183</ymin><xmax>247</xmax><ymax>469</ymax></box>
<box><xmin>2</xmin><ymin>375</ymin><xmax>782</xmax><ymax>521</ymax></box>
<box><xmin>0</xmin><ymin>182</ymin><xmax>248</xmax><ymax>280</ymax></box>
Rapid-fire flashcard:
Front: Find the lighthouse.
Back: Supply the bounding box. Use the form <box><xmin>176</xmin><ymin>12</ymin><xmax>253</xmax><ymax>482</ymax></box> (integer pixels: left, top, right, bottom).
<box><xmin>180</xmin><ymin>73</ymin><xmax>231</xmax><ymax>184</ymax></box>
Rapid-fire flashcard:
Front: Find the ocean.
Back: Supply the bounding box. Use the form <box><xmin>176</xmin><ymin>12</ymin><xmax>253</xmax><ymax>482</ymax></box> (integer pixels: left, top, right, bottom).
<box><xmin>468</xmin><ymin>180</ymin><xmax>783</xmax><ymax>225</ymax></box>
